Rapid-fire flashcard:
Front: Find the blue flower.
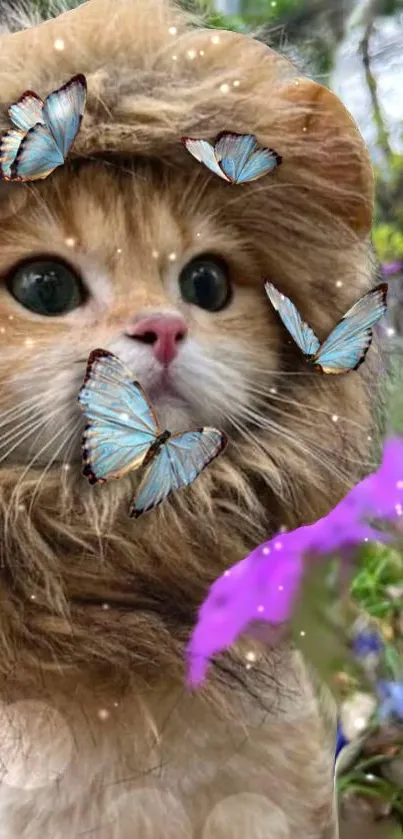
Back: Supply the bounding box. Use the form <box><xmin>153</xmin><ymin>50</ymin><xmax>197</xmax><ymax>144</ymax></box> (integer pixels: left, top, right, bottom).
<box><xmin>335</xmin><ymin>722</ymin><xmax>349</xmax><ymax>762</ymax></box>
<box><xmin>377</xmin><ymin>681</ymin><xmax>403</xmax><ymax>721</ymax></box>
<box><xmin>352</xmin><ymin>629</ymin><xmax>383</xmax><ymax>658</ymax></box>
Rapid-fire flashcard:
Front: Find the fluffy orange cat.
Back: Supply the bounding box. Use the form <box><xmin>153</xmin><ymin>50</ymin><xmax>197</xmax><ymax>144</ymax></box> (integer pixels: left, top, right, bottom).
<box><xmin>0</xmin><ymin>1</ymin><xmax>378</xmax><ymax>837</ymax></box>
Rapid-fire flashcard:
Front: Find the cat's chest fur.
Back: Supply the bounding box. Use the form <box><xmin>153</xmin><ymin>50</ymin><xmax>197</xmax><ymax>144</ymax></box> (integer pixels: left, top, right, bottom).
<box><xmin>0</xmin><ymin>655</ymin><xmax>337</xmax><ymax>839</ymax></box>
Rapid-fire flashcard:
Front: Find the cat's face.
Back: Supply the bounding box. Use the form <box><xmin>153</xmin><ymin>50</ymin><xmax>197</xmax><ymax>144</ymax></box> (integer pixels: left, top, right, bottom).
<box><xmin>0</xmin><ymin>161</ymin><xmax>282</xmax><ymax>467</ymax></box>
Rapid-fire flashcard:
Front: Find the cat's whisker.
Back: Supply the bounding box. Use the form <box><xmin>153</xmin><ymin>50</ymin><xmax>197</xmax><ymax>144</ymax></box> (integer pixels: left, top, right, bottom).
<box><xmin>0</xmin><ymin>400</ymin><xmax>66</xmax><ymax>450</ymax></box>
<box><xmin>0</xmin><ymin>413</ymin><xmax>51</xmax><ymax>451</ymax></box>
<box><xmin>247</xmin><ymin>387</ymin><xmax>371</xmax><ymax>432</ymax></box>
<box><xmin>0</xmin><ymin>405</ymin><xmax>67</xmax><ymax>465</ymax></box>
<box><xmin>0</xmin><ymin>392</ymin><xmax>59</xmax><ymax>430</ymax></box>
<box><xmin>229</xmin><ymin>403</ymin><xmax>355</xmax><ymax>488</ymax></box>
<box><xmin>8</xmin><ymin>418</ymin><xmax>72</xmax><ymax>509</ymax></box>
<box><xmin>24</xmin><ymin>418</ymin><xmax>81</xmax><ymax>515</ymax></box>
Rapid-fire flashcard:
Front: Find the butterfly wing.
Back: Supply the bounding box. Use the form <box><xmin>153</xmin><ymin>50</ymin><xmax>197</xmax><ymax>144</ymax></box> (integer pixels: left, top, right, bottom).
<box><xmin>215</xmin><ymin>133</ymin><xmax>256</xmax><ymax>183</ymax></box>
<box><xmin>237</xmin><ymin>148</ymin><xmax>281</xmax><ymax>183</ymax></box>
<box><xmin>131</xmin><ymin>427</ymin><xmax>227</xmax><ymax>518</ymax></box>
<box><xmin>265</xmin><ymin>282</ymin><xmax>321</xmax><ymax>356</ymax></box>
<box><xmin>314</xmin><ymin>284</ymin><xmax>388</xmax><ymax>374</ymax></box>
<box><xmin>182</xmin><ymin>137</ymin><xmax>230</xmax><ymax>181</ymax></box>
<box><xmin>0</xmin><ymin>129</ymin><xmax>26</xmax><ymax>179</ymax></box>
<box><xmin>215</xmin><ymin>132</ymin><xmax>281</xmax><ymax>184</ymax></box>
<box><xmin>78</xmin><ymin>349</ymin><xmax>159</xmax><ymax>483</ymax></box>
<box><xmin>10</xmin><ymin>123</ymin><xmax>64</xmax><ymax>181</ymax></box>
<box><xmin>8</xmin><ymin>91</ymin><xmax>44</xmax><ymax>131</ymax></box>
<box><xmin>42</xmin><ymin>74</ymin><xmax>87</xmax><ymax>158</ymax></box>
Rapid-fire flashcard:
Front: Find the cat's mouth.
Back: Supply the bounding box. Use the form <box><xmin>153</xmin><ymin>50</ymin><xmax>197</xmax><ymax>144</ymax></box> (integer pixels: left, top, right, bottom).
<box><xmin>146</xmin><ymin>368</ymin><xmax>178</xmax><ymax>401</ymax></box>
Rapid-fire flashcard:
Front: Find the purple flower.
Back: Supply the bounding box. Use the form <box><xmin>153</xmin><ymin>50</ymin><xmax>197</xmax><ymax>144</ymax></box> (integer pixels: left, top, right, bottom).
<box><xmin>382</xmin><ymin>262</ymin><xmax>403</xmax><ymax>277</ymax></box>
<box><xmin>377</xmin><ymin>681</ymin><xmax>403</xmax><ymax>721</ymax></box>
<box><xmin>187</xmin><ymin>437</ymin><xmax>403</xmax><ymax>686</ymax></box>
<box><xmin>352</xmin><ymin>630</ymin><xmax>384</xmax><ymax>658</ymax></box>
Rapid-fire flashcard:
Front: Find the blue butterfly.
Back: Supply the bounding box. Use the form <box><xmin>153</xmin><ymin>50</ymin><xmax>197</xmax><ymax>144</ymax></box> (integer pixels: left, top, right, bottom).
<box><xmin>265</xmin><ymin>282</ymin><xmax>388</xmax><ymax>374</ymax></box>
<box><xmin>0</xmin><ymin>74</ymin><xmax>87</xmax><ymax>182</ymax></box>
<box><xmin>182</xmin><ymin>132</ymin><xmax>281</xmax><ymax>184</ymax></box>
<box><xmin>78</xmin><ymin>349</ymin><xmax>228</xmax><ymax>518</ymax></box>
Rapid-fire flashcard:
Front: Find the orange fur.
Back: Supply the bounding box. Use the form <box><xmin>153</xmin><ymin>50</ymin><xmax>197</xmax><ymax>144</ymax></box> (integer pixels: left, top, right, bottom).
<box><xmin>0</xmin><ymin>1</ymin><xmax>379</xmax><ymax>837</ymax></box>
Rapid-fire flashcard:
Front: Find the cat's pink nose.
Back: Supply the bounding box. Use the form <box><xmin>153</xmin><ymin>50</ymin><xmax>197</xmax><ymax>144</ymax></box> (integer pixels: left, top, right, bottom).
<box><xmin>126</xmin><ymin>314</ymin><xmax>188</xmax><ymax>364</ymax></box>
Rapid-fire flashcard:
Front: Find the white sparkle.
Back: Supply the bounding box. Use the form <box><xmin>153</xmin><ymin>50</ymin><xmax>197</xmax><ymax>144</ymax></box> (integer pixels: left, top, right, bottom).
<box><xmin>24</xmin><ymin>338</ymin><xmax>34</xmax><ymax>348</ymax></box>
<box><xmin>30</xmin><ymin>594</ymin><xmax>36</xmax><ymax>600</ymax></box>
<box><xmin>295</xmin><ymin>80</ymin><xmax>300</xmax><ymax>86</ymax></box>
<box><xmin>172</xmin><ymin>55</ymin><xmax>178</xmax><ymax>61</ymax></box>
<box><xmin>168</xmin><ymin>252</ymin><xmax>177</xmax><ymax>262</ymax></box>
<box><xmin>387</xmin><ymin>327</ymin><xmax>395</xmax><ymax>337</ymax></box>
<box><xmin>8</xmin><ymin>315</ymin><xmax>13</xmax><ymax>321</ymax></box>
<box><xmin>102</xmin><ymin>603</ymin><xmax>110</xmax><ymax>611</ymax></box>
<box><xmin>367</xmin><ymin>435</ymin><xmax>372</xmax><ymax>442</ymax></box>
<box><xmin>224</xmin><ymin>570</ymin><xmax>231</xmax><ymax>577</ymax></box>
<box><xmin>0</xmin><ymin>328</ymin><xmax>5</xmax><ymax>334</ymax></box>
<box><xmin>332</xmin><ymin>414</ymin><xmax>339</xmax><ymax>423</ymax></box>
<box><xmin>113</xmin><ymin>702</ymin><xmax>119</xmax><ymax>708</ymax></box>
<box><xmin>54</xmin><ymin>38</ymin><xmax>65</xmax><ymax>51</ymax></box>
<box><xmin>274</xmin><ymin>541</ymin><xmax>282</xmax><ymax>550</ymax></box>
<box><xmin>233</xmin><ymin>80</ymin><xmax>240</xmax><ymax>87</ymax></box>
<box><xmin>119</xmin><ymin>412</ymin><xmax>130</xmax><ymax>422</ymax></box>
<box><xmin>257</xmin><ymin>605</ymin><xmax>265</xmax><ymax>613</ymax></box>
<box><xmin>246</xmin><ymin>651</ymin><xmax>257</xmax><ymax>662</ymax></box>
<box><xmin>187</xmin><ymin>49</ymin><xmax>197</xmax><ymax>60</ymax></box>
<box><xmin>199</xmin><ymin>50</ymin><xmax>205</xmax><ymax>56</ymax></box>
<box><xmin>364</xmin><ymin>537</ymin><xmax>369</xmax><ymax>542</ymax></box>
<box><xmin>98</xmin><ymin>709</ymin><xmax>110</xmax><ymax>721</ymax></box>
<box><xmin>302</xmin><ymin>126</ymin><xmax>308</xmax><ymax>132</ymax></box>
<box><xmin>270</xmin><ymin>387</ymin><xmax>277</xmax><ymax>395</ymax></box>
<box><xmin>278</xmin><ymin>585</ymin><xmax>284</xmax><ymax>591</ymax></box>
<box><xmin>354</xmin><ymin>716</ymin><xmax>366</xmax><ymax>732</ymax></box>
<box><xmin>116</xmin><ymin>248</ymin><xmax>122</xmax><ymax>254</ymax></box>
<box><xmin>395</xmin><ymin>503</ymin><xmax>403</xmax><ymax>516</ymax></box>
<box><xmin>335</xmin><ymin>280</ymin><xmax>343</xmax><ymax>288</ymax></box>
<box><xmin>271</xmin><ymin>1</ymin><xmax>277</xmax><ymax>5</ymax></box>
<box><xmin>262</xmin><ymin>546</ymin><xmax>270</xmax><ymax>555</ymax></box>
<box><xmin>152</xmin><ymin>250</ymin><xmax>159</xmax><ymax>259</ymax></box>
<box><xmin>300</xmin><ymin>631</ymin><xmax>306</xmax><ymax>637</ymax></box>
<box><xmin>220</xmin><ymin>83</ymin><xmax>230</xmax><ymax>94</ymax></box>
<box><xmin>211</xmin><ymin>34</ymin><xmax>220</xmax><ymax>44</ymax></box>
<box><xmin>63</xmin><ymin>464</ymin><xmax>71</xmax><ymax>471</ymax></box>
<box><xmin>397</xmin><ymin>481</ymin><xmax>403</xmax><ymax>489</ymax></box>
<box><xmin>196</xmin><ymin>232</ymin><xmax>201</xmax><ymax>238</ymax></box>
<box><xmin>65</xmin><ymin>236</ymin><xmax>76</xmax><ymax>247</ymax></box>
<box><xmin>169</xmin><ymin>26</ymin><xmax>177</xmax><ymax>35</ymax></box>
<box><xmin>246</xmin><ymin>663</ymin><xmax>252</xmax><ymax>670</ymax></box>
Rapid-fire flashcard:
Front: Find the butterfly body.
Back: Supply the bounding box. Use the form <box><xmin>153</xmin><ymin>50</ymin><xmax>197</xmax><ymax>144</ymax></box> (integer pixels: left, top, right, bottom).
<box><xmin>78</xmin><ymin>350</ymin><xmax>227</xmax><ymax>517</ymax></box>
<box><xmin>142</xmin><ymin>429</ymin><xmax>172</xmax><ymax>466</ymax></box>
<box><xmin>265</xmin><ymin>282</ymin><xmax>388</xmax><ymax>375</ymax></box>
<box><xmin>182</xmin><ymin>131</ymin><xmax>281</xmax><ymax>185</ymax></box>
<box><xmin>0</xmin><ymin>74</ymin><xmax>87</xmax><ymax>182</ymax></box>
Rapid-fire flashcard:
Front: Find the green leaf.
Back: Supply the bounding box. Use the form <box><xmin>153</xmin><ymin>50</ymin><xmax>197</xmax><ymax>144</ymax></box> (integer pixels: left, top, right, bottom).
<box><xmin>290</xmin><ymin>556</ymin><xmax>368</xmax><ymax>698</ymax></box>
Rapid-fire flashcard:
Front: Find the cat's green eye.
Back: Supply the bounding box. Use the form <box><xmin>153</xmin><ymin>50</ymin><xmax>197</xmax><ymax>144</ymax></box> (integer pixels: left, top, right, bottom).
<box><xmin>179</xmin><ymin>254</ymin><xmax>232</xmax><ymax>312</ymax></box>
<box><xmin>5</xmin><ymin>258</ymin><xmax>87</xmax><ymax>316</ymax></box>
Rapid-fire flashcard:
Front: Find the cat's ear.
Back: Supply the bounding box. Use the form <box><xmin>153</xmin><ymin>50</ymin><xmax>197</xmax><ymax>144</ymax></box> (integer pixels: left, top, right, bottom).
<box><xmin>277</xmin><ymin>78</ymin><xmax>374</xmax><ymax>237</ymax></box>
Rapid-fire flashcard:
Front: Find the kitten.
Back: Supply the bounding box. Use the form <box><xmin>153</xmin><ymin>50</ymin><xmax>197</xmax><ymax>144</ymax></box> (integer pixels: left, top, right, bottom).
<box><xmin>0</xmin><ymin>1</ymin><xmax>379</xmax><ymax>837</ymax></box>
